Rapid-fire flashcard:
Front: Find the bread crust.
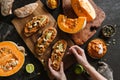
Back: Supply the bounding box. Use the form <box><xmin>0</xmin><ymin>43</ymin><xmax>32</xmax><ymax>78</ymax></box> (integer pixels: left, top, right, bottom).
<box><xmin>14</xmin><ymin>3</ymin><xmax>38</xmax><ymax>18</ymax></box>
<box><xmin>51</xmin><ymin>40</ymin><xmax>67</xmax><ymax>70</ymax></box>
<box><xmin>24</xmin><ymin>15</ymin><xmax>49</xmax><ymax>37</ymax></box>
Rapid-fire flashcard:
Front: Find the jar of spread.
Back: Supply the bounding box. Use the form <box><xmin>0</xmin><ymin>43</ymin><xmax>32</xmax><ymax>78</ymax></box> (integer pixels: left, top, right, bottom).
<box><xmin>46</xmin><ymin>0</ymin><xmax>59</xmax><ymax>9</ymax></box>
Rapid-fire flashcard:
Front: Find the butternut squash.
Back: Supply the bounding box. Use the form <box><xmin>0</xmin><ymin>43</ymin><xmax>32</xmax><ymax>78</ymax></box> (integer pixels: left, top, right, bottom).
<box><xmin>0</xmin><ymin>41</ymin><xmax>25</xmax><ymax>76</ymax></box>
<box><xmin>57</xmin><ymin>14</ymin><xmax>86</xmax><ymax>34</ymax></box>
<box><xmin>71</xmin><ymin>0</ymin><xmax>96</xmax><ymax>22</ymax></box>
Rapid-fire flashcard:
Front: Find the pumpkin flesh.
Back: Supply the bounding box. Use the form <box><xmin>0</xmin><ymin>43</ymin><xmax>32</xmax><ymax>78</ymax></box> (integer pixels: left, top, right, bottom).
<box><xmin>57</xmin><ymin>14</ymin><xmax>86</xmax><ymax>34</ymax></box>
<box><xmin>71</xmin><ymin>0</ymin><xmax>96</xmax><ymax>22</ymax></box>
<box><xmin>0</xmin><ymin>41</ymin><xmax>24</xmax><ymax>76</ymax></box>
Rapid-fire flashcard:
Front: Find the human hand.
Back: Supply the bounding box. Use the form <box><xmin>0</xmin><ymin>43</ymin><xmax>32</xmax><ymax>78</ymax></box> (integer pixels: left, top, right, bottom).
<box><xmin>69</xmin><ymin>45</ymin><xmax>89</xmax><ymax>67</ymax></box>
<box><xmin>48</xmin><ymin>59</ymin><xmax>67</xmax><ymax>80</ymax></box>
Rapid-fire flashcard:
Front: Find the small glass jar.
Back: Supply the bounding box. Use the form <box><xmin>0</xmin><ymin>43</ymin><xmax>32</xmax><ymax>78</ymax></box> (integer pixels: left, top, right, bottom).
<box><xmin>46</xmin><ymin>0</ymin><xmax>60</xmax><ymax>10</ymax></box>
<box><xmin>101</xmin><ymin>25</ymin><xmax>116</xmax><ymax>38</ymax></box>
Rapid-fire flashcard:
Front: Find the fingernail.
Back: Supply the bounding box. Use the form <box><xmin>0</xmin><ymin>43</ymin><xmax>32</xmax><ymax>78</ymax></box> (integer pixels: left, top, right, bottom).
<box><xmin>66</xmin><ymin>52</ymin><xmax>70</xmax><ymax>54</ymax></box>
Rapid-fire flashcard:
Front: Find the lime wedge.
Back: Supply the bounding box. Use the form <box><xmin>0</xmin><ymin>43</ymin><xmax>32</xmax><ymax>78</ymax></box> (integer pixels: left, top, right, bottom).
<box><xmin>74</xmin><ymin>64</ymin><xmax>84</xmax><ymax>74</ymax></box>
<box><xmin>26</xmin><ymin>64</ymin><xmax>35</xmax><ymax>73</ymax></box>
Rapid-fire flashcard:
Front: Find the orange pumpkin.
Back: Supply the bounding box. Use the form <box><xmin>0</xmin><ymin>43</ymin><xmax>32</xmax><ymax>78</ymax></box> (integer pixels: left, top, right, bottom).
<box><xmin>0</xmin><ymin>41</ymin><xmax>25</xmax><ymax>76</ymax></box>
<box><xmin>57</xmin><ymin>14</ymin><xmax>86</xmax><ymax>34</ymax></box>
<box><xmin>71</xmin><ymin>0</ymin><xmax>96</xmax><ymax>22</ymax></box>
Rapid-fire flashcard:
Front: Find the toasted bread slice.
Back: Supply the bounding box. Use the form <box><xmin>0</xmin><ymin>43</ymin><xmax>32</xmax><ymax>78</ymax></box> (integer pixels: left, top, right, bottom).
<box><xmin>51</xmin><ymin>40</ymin><xmax>67</xmax><ymax>70</ymax></box>
<box><xmin>35</xmin><ymin>27</ymin><xmax>57</xmax><ymax>55</ymax></box>
<box><xmin>24</xmin><ymin>15</ymin><xmax>49</xmax><ymax>37</ymax></box>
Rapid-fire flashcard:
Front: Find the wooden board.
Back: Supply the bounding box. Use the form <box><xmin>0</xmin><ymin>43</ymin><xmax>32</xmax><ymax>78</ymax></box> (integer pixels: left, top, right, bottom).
<box><xmin>12</xmin><ymin>0</ymin><xmax>75</xmax><ymax>80</ymax></box>
<box><xmin>62</xmin><ymin>0</ymin><xmax>106</xmax><ymax>45</ymax></box>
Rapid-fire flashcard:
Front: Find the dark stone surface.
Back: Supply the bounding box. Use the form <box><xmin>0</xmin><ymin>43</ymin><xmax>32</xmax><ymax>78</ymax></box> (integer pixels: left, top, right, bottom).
<box><xmin>0</xmin><ymin>0</ymin><xmax>120</xmax><ymax>80</ymax></box>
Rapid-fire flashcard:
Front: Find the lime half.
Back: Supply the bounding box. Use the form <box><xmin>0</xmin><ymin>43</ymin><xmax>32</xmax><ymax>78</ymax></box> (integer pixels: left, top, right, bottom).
<box><xmin>26</xmin><ymin>64</ymin><xmax>35</xmax><ymax>74</ymax></box>
<box><xmin>74</xmin><ymin>64</ymin><xmax>84</xmax><ymax>74</ymax></box>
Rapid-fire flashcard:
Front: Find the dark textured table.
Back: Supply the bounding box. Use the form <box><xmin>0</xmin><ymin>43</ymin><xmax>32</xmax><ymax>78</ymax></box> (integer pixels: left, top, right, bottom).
<box><xmin>0</xmin><ymin>0</ymin><xmax>120</xmax><ymax>80</ymax></box>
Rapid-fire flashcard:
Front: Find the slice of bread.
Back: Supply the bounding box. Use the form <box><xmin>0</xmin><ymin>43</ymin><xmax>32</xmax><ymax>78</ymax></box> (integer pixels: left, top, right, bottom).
<box><xmin>35</xmin><ymin>27</ymin><xmax>57</xmax><ymax>56</ymax></box>
<box><xmin>51</xmin><ymin>40</ymin><xmax>67</xmax><ymax>70</ymax></box>
<box><xmin>24</xmin><ymin>15</ymin><xmax>49</xmax><ymax>37</ymax></box>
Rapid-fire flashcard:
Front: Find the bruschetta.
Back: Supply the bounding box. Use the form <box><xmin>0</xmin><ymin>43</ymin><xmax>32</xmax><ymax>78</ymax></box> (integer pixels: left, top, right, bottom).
<box><xmin>35</xmin><ymin>27</ymin><xmax>57</xmax><ymax>55</ymax></box>
<box><xmin>51</xmin><ymin>40</ymin><xmax>67</xmax><ymax>70</ymax></box>
<box><xmin>24</xmin><ymin>15</ymin><xmax>49</xmax><ymax>37</ymax></box>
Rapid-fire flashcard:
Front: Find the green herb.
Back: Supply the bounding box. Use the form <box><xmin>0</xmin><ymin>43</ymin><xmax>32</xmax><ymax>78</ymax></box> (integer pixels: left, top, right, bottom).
<box><xmin>46</xmin><ymin>32</ymin><xmax>52</xmax><ymax>40</ymax></box>
<box><xmin>57</xmin><ymin>43</ymin><xmax>64</xmax><ymax>52</ymax></box>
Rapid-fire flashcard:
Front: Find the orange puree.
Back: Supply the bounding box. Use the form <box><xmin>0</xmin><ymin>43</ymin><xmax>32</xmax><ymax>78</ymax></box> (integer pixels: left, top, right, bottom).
<box><xmin>88</xmin><ymin>39</ymin><xmax>107</xmax><ymax>59</ymax></box>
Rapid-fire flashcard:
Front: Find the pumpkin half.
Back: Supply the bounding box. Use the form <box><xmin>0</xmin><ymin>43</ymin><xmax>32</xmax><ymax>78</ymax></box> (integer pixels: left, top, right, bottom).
<box><xmin>0</xmin><ymin>41</ymin><xmax>25</xmax><ymax>76</ymax></box>
<box><xmin>57</xmin><ymin>14</ymin><xmax>86</xmax><ymax>34</ymax></box>
<box><xmin>71</xmin><ymin>0</ymin><xmax>96</xmax><ymax>22</ymax></box>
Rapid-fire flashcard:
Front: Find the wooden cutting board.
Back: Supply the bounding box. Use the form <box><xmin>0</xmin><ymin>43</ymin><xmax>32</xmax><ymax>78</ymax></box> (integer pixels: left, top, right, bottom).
<box><xmin>12</xmin><ymin>0</ymin><xmax>75</xmax><ymax>80</ymax></box>
<box><xmin>62</xmin><ymin>0</ymin><xmax>106</xmax><ymax>45</ymax></box>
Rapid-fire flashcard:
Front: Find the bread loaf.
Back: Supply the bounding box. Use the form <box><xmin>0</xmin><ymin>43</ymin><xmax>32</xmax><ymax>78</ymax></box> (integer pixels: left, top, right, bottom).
<box><xmin>14</xmin><ymin>3</ymin><xmax>38</xmax><ymax>18</ymax></box>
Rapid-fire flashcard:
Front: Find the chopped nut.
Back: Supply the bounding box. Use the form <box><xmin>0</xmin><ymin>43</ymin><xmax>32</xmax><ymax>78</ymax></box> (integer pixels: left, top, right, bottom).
<box><xmin>3</xmin><ymin>66</ymin><xmax>8</xmax><ymax>71</ymax></box>
<box><xmin>8</xmin><ymin>67</ymin><xmax>12</xmax><ymax>71</ymax></box>
<box><xmin>55</xmin><ymin>49</ymin><xmax>60</xmax><ymax>53</ymax></box>
<box><xmin>43</xmin><ymin>38</ymin><xmax>47</xmax><ymax>42</ymax></box>
<box><xmin>33</xmin><ymin>22</ymin><xmax>37</xmax><ymax>26</ymax></box>
<box><xmin>37</xmin><ymin>44</ymin><xmax>44</xmax><ymax>48</ymax></box>
<box><xmin>28</xmin><ymin>25</ymin><xmax>33</xmax><ymax>29</ymax></box>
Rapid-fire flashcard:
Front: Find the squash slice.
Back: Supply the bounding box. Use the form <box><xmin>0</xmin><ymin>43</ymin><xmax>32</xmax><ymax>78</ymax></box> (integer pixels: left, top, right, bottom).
<box><xmin>0</xmin><ymin>41</ymin><xmax>25</xmax><ymax>76</ymax></box>
<box><xmin>71</xmin><ymin>0</ymin><xmax>96</xmax><ymax>22</ymax></box>
<box><xmin>57</xmin><ymin>14</ymin><xmax>86</xmax><ymax>34</ymax></box>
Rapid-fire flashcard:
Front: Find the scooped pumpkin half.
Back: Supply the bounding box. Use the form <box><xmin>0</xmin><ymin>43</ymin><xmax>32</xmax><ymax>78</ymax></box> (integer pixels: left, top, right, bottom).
<box><xmin>71</xmin><ymin>0</ymin><xmax>96</xmax><ymax>22</ymax></box>
<box><xmin>0</xmin><ymin>41</ymin><xmax>25</xmax><ymax>76</ymax></box>
<box><xmin>57</xmin><ymin>14</ymin><xmax>86</xmax><ymax>34</ymax></box>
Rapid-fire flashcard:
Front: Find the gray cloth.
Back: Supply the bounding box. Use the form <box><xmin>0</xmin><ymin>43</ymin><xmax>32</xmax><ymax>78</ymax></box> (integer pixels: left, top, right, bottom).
<box><xmin>97</xmin><ymin>61</ymin><xmax>113</xmax><ymax>80</ymax></box>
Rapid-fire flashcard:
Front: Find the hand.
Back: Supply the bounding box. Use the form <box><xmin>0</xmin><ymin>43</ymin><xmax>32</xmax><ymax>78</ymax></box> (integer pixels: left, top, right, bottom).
<box><xmin>69</xmin><ymin>45</ymin><xmax>89</xmax><ymax>67</ymax></box>
<box><xmin>69</xmin><ymin>45</ymin><xmax>107</xmax><ymax>80</ymax></box>
<box><xmin>48</xmin><ymin>59</ymin><xmax>67</xmax><ymax>80</ymax></box>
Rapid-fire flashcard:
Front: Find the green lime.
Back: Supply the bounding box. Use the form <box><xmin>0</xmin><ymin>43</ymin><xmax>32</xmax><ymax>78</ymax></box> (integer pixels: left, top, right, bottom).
<box><xmin>26</xmin><ymin>64</ymin><xmax>35</xmax><ymax>73</ymax></box>
<box><xmin>74</xmin><ymin>64</ymin><xmax>84</xmax><ymax>75</ymax></box>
